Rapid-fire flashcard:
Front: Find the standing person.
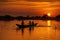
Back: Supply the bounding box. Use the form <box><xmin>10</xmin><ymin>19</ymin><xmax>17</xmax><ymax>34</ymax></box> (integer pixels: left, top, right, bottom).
<box><xmin>21</xmin><ymin>19</ymin><xmax>24</xmax><ymax>28</ymax></box>
<box><xmin>21</xmin><ymin>19</ymin><xmax>24</xmax><ymax>25</ymax></box>
<box><xmin>29</xmin><ymin>21</ymin><xmax>32</xmax><ymax>26</ymax></box>
<box><xmin>32</xmin><ymin>21</ymin><xmax>34</xmax><ymax>26</ymax></box>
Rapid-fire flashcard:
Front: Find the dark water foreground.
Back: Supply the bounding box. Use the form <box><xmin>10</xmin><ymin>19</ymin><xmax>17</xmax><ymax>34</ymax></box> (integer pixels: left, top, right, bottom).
<box><xmin>0</xmin><ymin>20</ymin><xmax>60</xmax><ymax>40</ymax></box>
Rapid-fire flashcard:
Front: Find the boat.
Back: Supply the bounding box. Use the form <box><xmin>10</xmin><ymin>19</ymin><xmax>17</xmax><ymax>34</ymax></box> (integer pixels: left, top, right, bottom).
<box><xmin>16</xmin><ymin>23</ymin><xmax>38</xmax><ymax>29</ymax></box>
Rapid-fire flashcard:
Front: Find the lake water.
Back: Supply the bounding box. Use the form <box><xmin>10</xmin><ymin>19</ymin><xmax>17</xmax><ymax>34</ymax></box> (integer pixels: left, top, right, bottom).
<box><xmin>0</xmin><ymin>20</ymin><xmax>60</xmax><ymax>40</ymax></box>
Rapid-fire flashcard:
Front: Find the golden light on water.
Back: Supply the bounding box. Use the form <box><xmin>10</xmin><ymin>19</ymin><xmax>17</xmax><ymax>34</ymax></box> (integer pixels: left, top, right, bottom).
<box><xmin>47</xmin><ymin>20</ymin><xmax>51</xmax><ymax>26</ymax></box>
<box><xmin>47</xmin><ymin>20</ymin><xmax>51</xmax><ymax>31</ymax></box>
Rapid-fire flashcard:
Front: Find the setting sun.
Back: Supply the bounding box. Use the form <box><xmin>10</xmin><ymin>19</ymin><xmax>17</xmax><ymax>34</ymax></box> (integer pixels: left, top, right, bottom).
<box><xmin>47</xmin><ymin>13</ymin><xmax>51</xmax><ymax>16</ymax></box>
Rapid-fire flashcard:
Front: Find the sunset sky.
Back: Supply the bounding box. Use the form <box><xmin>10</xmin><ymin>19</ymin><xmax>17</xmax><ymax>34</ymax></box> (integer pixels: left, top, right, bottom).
<box><xmin>0</xmin><ymin>0</ymin><xmax>60</xmax><ymax>17</ymax></box>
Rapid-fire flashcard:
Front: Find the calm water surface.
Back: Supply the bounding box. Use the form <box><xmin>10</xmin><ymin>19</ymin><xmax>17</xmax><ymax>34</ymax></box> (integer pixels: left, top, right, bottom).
<box><xmin>0</xmin><ymin>20</ymin><xmax>60</xmax><ymax>40</ymax></box>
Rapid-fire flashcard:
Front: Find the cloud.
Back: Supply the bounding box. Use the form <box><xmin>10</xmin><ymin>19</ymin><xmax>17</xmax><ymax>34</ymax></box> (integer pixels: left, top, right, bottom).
<box><xmin>0</xmin><ymin>1</ymin><xmax>60</xmax><ymax>16</ymax></box>
<box><xmin>0</xmin><ymin>0</ymin><xmax>60</xmax><ymax>2</ymax></box>
<box><xmin>0</xmin><ymin>0</ymin><xmax>7</xmax><ymax>2</ymax></box>
<box><xmin>0</xmin><ymin>0</ymin><xmax>16</xmax><ymax>2</ymax></box>
<box><xmin>26</xmin><ymin>0</ymin><xmax>60</xmax><ymax>2</ymax></box>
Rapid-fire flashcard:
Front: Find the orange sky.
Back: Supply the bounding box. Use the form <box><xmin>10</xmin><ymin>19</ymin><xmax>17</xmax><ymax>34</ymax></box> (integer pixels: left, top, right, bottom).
<box><xmin>0</xmin><ymin>0</ymin><xmax>60</xmax><ymax>2</ymax></box>
<box><xmin>0</xmin><ymin>1</ymin><xmax>60</xmax><ymax>17</ymax></box>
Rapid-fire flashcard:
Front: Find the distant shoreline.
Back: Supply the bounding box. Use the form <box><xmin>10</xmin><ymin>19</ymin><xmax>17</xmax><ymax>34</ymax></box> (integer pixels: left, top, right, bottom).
<box><xmin>0</xmin><ymin>15</ymin><xmax>60</xmax><ymax>21</ymax></box>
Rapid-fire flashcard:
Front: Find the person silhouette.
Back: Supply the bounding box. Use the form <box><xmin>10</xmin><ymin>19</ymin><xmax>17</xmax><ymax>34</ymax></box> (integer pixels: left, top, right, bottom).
<box><xmin>29</xmin><ymin>21</ymin><xmax>32</xmax><ymax>26</ymax></box>
<box><xmin>32</xmin><ymin>21</ymin><xmax>34</xmax><ymax>26</ymax></box>
<box><xmin>21</xmin><ymin>19</ymin><xmax>24</xmax><ymax>28</ymax></box>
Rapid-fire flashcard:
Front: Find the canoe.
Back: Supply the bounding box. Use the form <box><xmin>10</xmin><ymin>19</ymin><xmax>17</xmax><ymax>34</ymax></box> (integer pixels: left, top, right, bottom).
<box><xmin>16</xmin><ymin>23</ymin><xmax>38</xmax><ymax>28</ymax></box>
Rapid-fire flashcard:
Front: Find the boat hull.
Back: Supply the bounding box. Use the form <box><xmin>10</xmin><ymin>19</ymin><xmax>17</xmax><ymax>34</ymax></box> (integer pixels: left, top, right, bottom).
<box><xmin>16</xmin><ymin>23</ymin><xmax>37</xmax><ymax>29</ymax></box>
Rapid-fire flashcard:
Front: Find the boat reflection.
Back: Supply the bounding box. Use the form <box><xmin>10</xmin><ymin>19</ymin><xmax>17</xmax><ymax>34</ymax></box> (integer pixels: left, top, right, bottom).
<box><xmin>16</xmin><ymin>19</ymin><xmax>38</xmax><ymax>35</ymax></box>
<box><xmin>16</xmin><ymin>20</ymin><xmax>52</xmax><ymax>35</ymax></box>
<box><xmin>16</xmin><ymin>26</ymin><xmax>35</xmax><ymax>35</ymax></box>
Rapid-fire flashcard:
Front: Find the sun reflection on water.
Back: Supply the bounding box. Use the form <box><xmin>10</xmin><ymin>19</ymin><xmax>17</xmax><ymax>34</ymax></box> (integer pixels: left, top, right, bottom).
<box><xmin>47</xmin><ymin>20</ymin><xmax>51</xmax><ymax>26</ymax></box>
<box><xmin>47</xmin><ymin>20</ymin><xmax>51</xmax><ymax>31</ymax></box>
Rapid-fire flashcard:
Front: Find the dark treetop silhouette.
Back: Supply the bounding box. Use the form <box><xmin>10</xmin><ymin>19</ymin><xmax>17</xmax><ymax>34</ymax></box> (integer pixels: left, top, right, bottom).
<box><xmin>0</xmin><ymin>15</ymin><xmax>60</xmax><ymax>21</ymax></box>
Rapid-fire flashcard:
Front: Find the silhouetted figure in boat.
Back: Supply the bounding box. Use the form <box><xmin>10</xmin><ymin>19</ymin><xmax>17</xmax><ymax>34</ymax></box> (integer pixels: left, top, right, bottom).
<box><xmin>29</xmin><ymin>21</ymin><xmax>35</xmax><ymax>35</ymax></box>
<box><xmin>21</xmin><ymin>28</ymin><xmax>24</xmax><ymax>36</ymax></box>
<box><xmin>29</xmin><ymin>21</ymin><xmax>35</xmax><ymax>27</ymax></box>
<box><xmin>31</xmin><ymin>21</ymin><xmax>35</xmax><ymax>30</ymax></box>
<box><xmin>32</xmin><ymin>21</ymin><xmax>34</xmax><ymax>26</ymax></box>
<box><xmin>29</xmin><ymin>21</ymin><xmax>32</xmax><ymax>34</ymax></box>
<box><xmin>16</xmin><ymin>20</ymin><xmax>38</xmax><ymax>29</ymax></box>
<box><xmin>29</xmin><ymin>21</ymin><xmax>32</xmax><ymax>25</ymax></box>
<box><xmin>21</xmin><ymin>20</ymin><xmax>25</xmax><ymax>35</ymax></box>
<box><xmin>29</xmin><ymin>21</ymin><xmax>36</xmax><ymax>27</ymax></box>
<box><xmin>21</xmin><ymin>19</ymin><xmax>24</xmax><ymax>28</ymax></box>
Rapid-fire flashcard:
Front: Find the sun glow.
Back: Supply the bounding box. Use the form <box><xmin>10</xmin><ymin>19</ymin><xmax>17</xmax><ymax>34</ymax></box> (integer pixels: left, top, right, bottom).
<box><xmin>47</xmin><ymin>13</ymin><xmax>51</xmax><ymax>17</ymax></box>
